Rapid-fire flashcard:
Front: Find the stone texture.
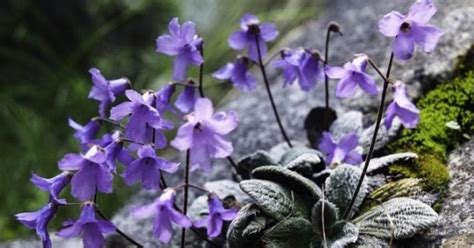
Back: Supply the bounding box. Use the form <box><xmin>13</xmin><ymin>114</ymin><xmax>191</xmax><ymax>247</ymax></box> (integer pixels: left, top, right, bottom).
<box><xmin>2</xmin><ymin>0</ymin><xmax>473</xmax><ymax>247</ymax></box>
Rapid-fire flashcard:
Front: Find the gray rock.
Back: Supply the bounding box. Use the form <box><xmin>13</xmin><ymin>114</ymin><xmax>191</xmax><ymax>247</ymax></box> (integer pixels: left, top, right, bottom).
<box><xmin>329</xmin><ymin>111</ymin><xmax>364</xmax><ymax>140</ymax></box>
<box><xmin>415</xmin><ymin>138</ymin><xmax>474</xmax><ymax>247</ymax></box>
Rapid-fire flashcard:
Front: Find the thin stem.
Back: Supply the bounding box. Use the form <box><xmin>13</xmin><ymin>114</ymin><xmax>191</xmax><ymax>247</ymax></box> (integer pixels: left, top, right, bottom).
<box><xmin>263</xmin><ymin>50</ymin><xmax>283</xmax><ymax>67</ymax></box>
<box><xmin>227</xmin><ymin>156</ymin><xmax>242</xmax><ymax>181</ymax></box>
<box><xmin>198</xmin><ymin>45</ymin><xmax>205</xmax><ymax>98</ymax></box>
<box><xmin>254</xmin><ymin>35</ymin><xmax>293</xmax><ymax>148</ymax></box>
<box><xmin>323</xmin><ymin>27</ymin><xmax>331</xmax><ymax>126</ymax></box>
<box><xmin>92</xmin><ymin>116</ymin><xmax>125</xmax><ymax>128</ymax></box>
<box><xmin>180</xmin><ymin>150</ymin><xmax>191</xmax><ymax>248</ymax></box>
<box><xmin>172</xmin><ymin>81</ymin><xmax>200</xmax><ymax>88</ymax></box>
<box><xmin>96</xmin><ymin>208</ymin><xmax>143</xmax><ymax>247</ymax></box>
<box><xmin>343</xmin><ymin>53</ymin><xmax>394</xmax><ymax>220</ymax></box>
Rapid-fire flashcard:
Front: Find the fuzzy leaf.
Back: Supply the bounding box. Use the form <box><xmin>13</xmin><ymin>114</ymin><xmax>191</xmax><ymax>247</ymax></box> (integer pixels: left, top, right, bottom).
<box><xmin>279</xmin><ymin>147</ymin><xmax>324</xmax><ymax>177</ymax></box>
<box><xmin>240</xmin><ymin>179</ymin><xmax>293</xmax><ymax>220</ymax></box>
<box><xmin>227</xmin><ymin>203</ymin><xmax>268</xmax><ymax>248</ymax></box>
<box><xmin>353</xmin><ymin>197</ymin><xmax>439</xmax><ymax>239</ymax></box>
<box><xmin>237</xmin><ymin>150</ymin><xmax>278</xmax><ymax>179</ymax></box>
<box><xmin>325</xmin><ymin>165</ymin><xmax>368</xmax><ymax>218</ymax></box>
<box><xmin>313</xmin><ymin>221</ymin><xmax>359</xmax><ymax>248</ymax></box>
<box><xmin>366</xmin><ymin>152</ymin><xmax>418</xmax><ymax>174</ymax></box>
<box><xmin>370</xmin><ymin>178</ymin><xmax>422</xmax><ymax>203</ymax></box>
<box><xmin>262</xmin><ymin>217</ymin><xmax>313</xmax><ymax>248</ymax></box>
<box><xmin>252</xmin><ymin>166</ymin><xmax>322</xmax><ymax>204</ymax></box>
<box><xmin>312</xmin><ymin>200</ymin><xmax>339</xmax><ymax>237</ymax></box>
<box><xmin>353</xmin><ymin>235</ymin><xmax>389</xmax><ymax>248</ymax></box>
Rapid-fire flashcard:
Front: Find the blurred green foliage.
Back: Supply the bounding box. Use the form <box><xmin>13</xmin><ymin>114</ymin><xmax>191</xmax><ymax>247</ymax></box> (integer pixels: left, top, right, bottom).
<box><xmin>0</xmin><ymin>0</ymin><xmax>319</xmax><ymax>240</ymax></box>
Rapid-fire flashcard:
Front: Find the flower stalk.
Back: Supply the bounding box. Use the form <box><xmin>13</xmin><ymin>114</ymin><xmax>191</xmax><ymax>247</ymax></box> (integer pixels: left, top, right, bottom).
<box><xmin>323</xmin><ymin>22</ymin><xmax>342</xmax><ymax>126</ymax></box>
<box><xmin>343</xmin><ymin>52</ymin><xmax>394</xmax><ymax>220</ymax></box>
<box><xmin>180</xmin><ymin>149</ymin><xmax>191</xmax><ymax>248</ymax></box>
<box><xmin>95</xmin><ymin>207</ymin><xmax>144</xmax><ymax>247</ymax></box>
<box><xmin>254</xmin><ymin>34</ymin><xmax>293</xmax><ymax>148</ymax></box>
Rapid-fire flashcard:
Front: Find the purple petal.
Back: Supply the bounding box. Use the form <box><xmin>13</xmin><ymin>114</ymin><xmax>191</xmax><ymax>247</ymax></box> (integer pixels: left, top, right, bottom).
<box><xmin>181</xmin><ymin>21</ymin><xmax>197</xmax><ymax>43</ymax></box>
<box><xmin>96</xmin><ymin>165</ymin><xmax>113</xmax><ymax>194</ymax></box>
<box><xmin>208</xmin><ymin>111</ymin><xmax>239</xmax><ymax>135</ymax></box>
<box><xmin>193</xmin><ymin>217</ymin><xmax>208</xmax><ymax>228</ymax></box>
<box><xmin>318</xmin><ymin>132</ymin><xmax>336</xmax><ymax>154</ymax></box>
<box><xmin>247</xmin><ymin>36</ymin><xmax>266</xmax><ymax>62</ymax></box>
<box><xmin>411</xmin><ymin>23</ymin><xmax>443</xmax><ymax>53</ymax></box>
<box><xmin>83</xmin><ymin>146</ymin><xmax>107</xmax><ymax>164</ymax></box>
<box><xmin>153</xmin><ymin>210</ymin><xmax>173</xmax><ymax>243</ymax></box>
<box><xmin>16</xmin><ymin>210</ymin><xmax>41</xmax><ymax>229</ymax></box>
<box><xmin>228</xmin><ymin>31</ymin><xmax>249</xmax><ymax>50</ymax></box>
<box><xmin>168</xmin><ymin>17</ymin><xmax>180</xmax><ymax>37</ymax></box>
<box><xmin>57</xmin><ymin>222</ymin><xmax>83</xmax><ymax>238</ymax></box>
<box><xmin>325</xmin><ymin>65</ymin><xmax>347</xmax><ymax>79</ymax></box>
<box><xmin>220</xmin><ymin>208</ymin><xmax>238</xmax><ymax>221</ymax></box>
<box><xmin>190</xmin><ymin>144</ymin><xmax>212</xmax><ymax>171</ymax></box>
<box><xmin>232</xmin><ymin>60</ymin><xmax>257</xmax><ymax>91</ymax></box>
<box><xmin>407</xmin><ymin>0</ymin><xmax>437</xmax><ymax>24</ymax></box>
<box><xmin>137</xmin><ymin>145</ymin><xmax>156</xmax><ymax>158</ymax></box>
<box><xmin>194</xmin><ymin>98</ymin><xmax>214</xmax><ymax>121</ymax></box>
<box><xmin>30</xmin><ymin>173</ymin><xmax>52</xmax><ymax>192</ymax></box>
<box><xmin>83</xmin><ymin>224</ymin><xmax>105</xmax><ymax>248</ymax></box>
<box><xmin>169</xmin><ymin>208</ymin><xmax>192</xmax><ymax>228</ymax></box>
<box><xmin>240</xmin><ymin>13</ymin><xmax>259</xmax><ymax>29</ymax></box>
<box><xmin>172</xmin><ymin>53</ymin><xmax>190</xmax><ymax>81</ymax></box>
<box><xmin>133</xmin><ymin>201</ymin><xmax>158</xmax><ymax>219</ymax></box>
<box><xmin>110</xmin><ymin>102</ymin><xmax>133</xmax><ymax>121</ymax></box>
<box><xmin>125</xmin><ymin>108</ymin><xmax>148</xmax><ymax>142</ymax></box>
<box><xmin>123</xmin><ymin>160</ymin><xmax>143</xmax><ymax>186</ymax></box>
<box><xmin>213</xmin><ymin>63</ymin><xmax>235</xmax><ymax>80</ymax></box>
<box><xmin>175</xmin><ymin>85</ymin><xmax>197</xmax><ymax>113</ymax></box>
<box><xmin>125</xmin><ymin>90</ymin><xmax>145</xmax><ymax>104</ymax></box>
<box><xmin>260</xmin><ymin>23</ymin><xmax>279</xmax><ymax>42</ymax></box>
<box><xmin>156</xmin><ymin>35</ymin><xmax>181</xmax><ymax>56</ymax></box>
<box><xmin>98</xmin><ymin>220</ymin><xmax>115</xmax><ymax>234</ymax></box>
<box><xmin>170</xmin><ymin>123</ymin><xmax>195</xmax><ymax>151</ymax></box>
<box><xmin>345</xmin><ymin>150</ymin><xmax>363</xmax><ymax>165</ymax></box>
<box><xmin>384</xmin><ymin>102</ymin><xmax>398</xmax><ymax>130</ymax></box>
<box><xmin>58</xmin><ymin>153</ymin><xmax>84</xmax><ymax>171</ymax></box>
<box><xmin>338</xmin><ymin>133</ymin><xmax>359</xmax><ymax>154</ymax></box>
<box><xmin>156</xmin><ymin>158</ymin><xmax>179</xmax><ymax>174</ymax></box>
<box><xmin>207</xmin><ymin>215</ymin><xmax>223</xmax><ymax>238</ymax></box>
<box><xmin>71</xmin><ymin>166</ymin><xmax>97</xmax><ymax>201</ymax></box>
<box><xmin>335</xmin><ymin>75</ymin><xmax>358</xmax><ymax>98</ymax></box>
<box><xmin>109</xmin><ymin>78</ymin><xmax>129</xmax><ymax>96</ymax></box>
<box><xmin>393</xmin><ymin>34</ymin><xmax>415</xmax><ymax>60</ymax></box>
<box><xmin>378</xmin><ymin>11</ymin><xmax>405</xmax><ymax>37</ymax></box>
<box><xmin>355</xmin><ymin>73</ymin><xmax>379</xmax><ymax>95</ymax></box>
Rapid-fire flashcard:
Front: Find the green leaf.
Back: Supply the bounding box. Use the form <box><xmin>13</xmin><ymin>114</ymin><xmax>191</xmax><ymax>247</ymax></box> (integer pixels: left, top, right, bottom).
<box><xmin>325</xmin><ymin>165</ymin><xmax>368</xmax><ymax>217</ymax></box>
<box><xmin>312</xmin><ymin>200</ymin><xmax>339</xmax><ymax>237</ymax></box>
<box><xmin>252</xmin><ymin>166</ymin><xmax>322</xmax><ymax>204</ymax></box>
<box><xmin>237</xmin><ymin>150</ymin><xmax>278</xmax><ymax>179</ymax></box>
<box><xmin>227</xmin><ymin>203</ymin><xmax>268</xmax><ymax>248</ymax></box>
<box><xmin>240</xmin><ymin>180</ymin><xmax>294</xmax><ymax>220</ymax></box>
<box><xmin>353</xmin><ymin>197</ymin><xmax>438</xmax><ymax>239</ymax></box>
<box><xmin>262</xmin><ymin>217</ymin><xmax>313</xmax><ymax>248</ymax></box>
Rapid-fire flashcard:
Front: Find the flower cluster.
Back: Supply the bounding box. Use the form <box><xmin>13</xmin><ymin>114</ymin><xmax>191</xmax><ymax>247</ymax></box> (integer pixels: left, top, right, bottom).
<box><xmin>16</xmin><ymin>0</ymin><xmax>442</xmax><ymax>247</ymax></box>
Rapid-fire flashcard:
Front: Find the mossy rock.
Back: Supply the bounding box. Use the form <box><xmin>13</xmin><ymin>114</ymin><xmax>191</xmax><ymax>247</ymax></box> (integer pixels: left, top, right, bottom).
<box><xmin>389</xmin><ymin>71</ymin><xmax>474</xmax><ymax>189</ymax></box>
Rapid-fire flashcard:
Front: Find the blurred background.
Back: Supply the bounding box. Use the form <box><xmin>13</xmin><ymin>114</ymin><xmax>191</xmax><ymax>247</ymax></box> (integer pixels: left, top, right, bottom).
<box><xmin>0</xmin><ymin>0</ymin><xmax>320</xmax><ymax>240</ymax></box>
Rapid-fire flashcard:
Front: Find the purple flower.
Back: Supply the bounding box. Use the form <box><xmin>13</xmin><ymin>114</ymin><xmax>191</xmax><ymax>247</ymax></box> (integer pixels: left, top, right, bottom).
<box><xmin>378</xmin><ymin>0</ymin><xmax>443</xmax><ymax>60</ymax></box>
<box><xmin>88</xmin><ymin>68</ymin><xmax>130</xmax><ymax>117</ymax></box>
<box><xmin>123</xmin><ymin>145</ymin><xmax>179</xmax><ymax>190</ymax></box>
<box><xmin>194</xmin><ymin>195</ymin><xmax>238</xmax><ymax>238</ymax></box>
<box><xmin>171</xmin><ymin>98</ymin><xmax>238</xmax><ymax>171</ymax></box>
<box><xmin>156</xmin><ymin>18</ymin><xmax>204</xmax><ymax>81</ymax></box>
<box><xmin>133</xmin><ymin>189</ymin><xmax>192</xmax><ymax>243</ymax></box>
<box><xmin>318</xmin><ymin>132</ymin><xmax>363</xmax><ymax>167</ymax></box>
<box><xmin>155</xmin><ymin>83</ymin><xmax>176</xmax><ymax>113</ymax></box>
<box><xmin>68</xmin><ymin>118</ymin><xmax>101</xmax><ymax>148</ymax></box>
<box><xmin>384</xmin><ymin>81</ymin><xmax>420</xmax><ymax>129</ymax></box>
<box><xmin>110</xmin><ymin>90</ymin><xmax>173</xmax><ymax>148</ymax></box>
<box><xmin>96</xmin><ymin>132</ymin><xmax>133</xmax><ymax>172</ymax></box>
<box><xmin>213</xmin><ymin>56</ymin><xmax>257</xmax><ymax>92</ymax></box>
<box><xmin>228</xmin><ymin>13</ymin><xmax>279</xmax><ymax>62</ymax></box>
<box><xmin>175</xmin><ymin>84</ymin><xmax>198</xmax><ymax>113</ymax></box>
<box><xmin>58</xmin><ymin>145</ymin><xmax>113</xmax><ymax>201</ymax></box>
<box><xmin>30</xmin><ymin>172</ymin><xmax>71</xmax><ymax>204</ymax></box>
<box><xmin>273</xmin><ymin>48</ymin><xmax>324</xmax><ymax>91</ymax></box>
<box><xmin>57</xmin><ymin>203</ymin><xmax>115</xmax><ymax>248</ymax></box>
<box><xmin>325</xmin><ymin>55</ymin><xmax>379</xmax><ymax>98</ymax></box>
<box><xmin>16</xmin><ymin>203</ymin><xmax>57</xmax><ymax>248</ymax></box>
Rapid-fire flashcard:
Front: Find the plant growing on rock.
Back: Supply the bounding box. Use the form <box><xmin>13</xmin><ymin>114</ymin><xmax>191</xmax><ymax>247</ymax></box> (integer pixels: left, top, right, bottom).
<box><xmin>15</xmin><ymin>0</ymin><xmax>444</xmax><ymax>247</ymax></box>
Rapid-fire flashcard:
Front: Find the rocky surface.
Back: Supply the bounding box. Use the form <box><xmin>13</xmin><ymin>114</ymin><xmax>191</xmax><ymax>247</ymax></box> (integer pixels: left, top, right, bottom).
<box><xmin>2</xmin><ymin>0</ymin><xmax>473</xmax><ymax>247</ymax></box>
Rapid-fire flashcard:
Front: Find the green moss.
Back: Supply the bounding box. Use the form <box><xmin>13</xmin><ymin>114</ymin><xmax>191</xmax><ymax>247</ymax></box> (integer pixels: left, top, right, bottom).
<box><xmin>389</xmin><ymin>71</ymin><xmax>474</xmax><ymax>189</ymax></box>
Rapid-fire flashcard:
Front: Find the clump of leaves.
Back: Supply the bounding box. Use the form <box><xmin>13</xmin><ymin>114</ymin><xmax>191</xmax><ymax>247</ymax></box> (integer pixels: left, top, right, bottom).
<box><xmin>227</xmin><ymin>148</ymin><xmax>439</xmax><ymax>248</ymax></box>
